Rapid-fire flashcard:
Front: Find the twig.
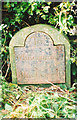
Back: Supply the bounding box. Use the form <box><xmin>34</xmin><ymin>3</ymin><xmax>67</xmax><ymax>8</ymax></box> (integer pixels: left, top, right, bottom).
<box><xmin>55</xmin><ymin>22</ymin><xmax>59</xmax><ymax>28</ymax></box>
<box><xmin>13</xmin><ymin>94</ymin><xmax>25</xmax><ymax>111</ymax></box>
<box><xmin>46</xmin><ymin>81</ymin><xmax>77</xmax><ymax>103</ymax></box>
<box><xmin>46</xmin><ymin>80</ymin><xmax>66</xmax><ymax>94</ymax></box>
<box><xmin>7</xmin><ymin>99</ymin><xmax>15</xmax><ymax>105</ymax></box>
<box><xmin>57</xmin><ymin>101</ymin><xmax>66</xmax><ymax>111</ymax></box>
<box><xmin>22</xmin><ymin>20</ymin><xmax>30</xmax><ymax>27</ymax></box>
<box><xmin>1</xmin><ymin>61</ymin><xmax>7</xmax><ymax>70</ymax></box>
<box><xmin>41</xmin><ymin>106</ymin><xmax>56</xmax><ymax>115</ymax></box>
<box><xmin>2</xmin><ymin>9</ymin><xmax>8</xmax><ymax>11</ymax></box>
<box><xmin>5</xmin><ymin>63</ymin><xmax>10</xmax><ymax>78</ymax></box>
<box><xmin>59</xmin><ymin>94</ymin><xmax>77</xmax><ymax>103</ymax></box>
<box><xmin>0</xmin><ymin>61</ymin><xmax>7</xmax><ymax>77</ymax></box>
<box><xmin>72</xmin><ymin>83</ymin><xmax>77</xmax><ymax>87</ymax></box>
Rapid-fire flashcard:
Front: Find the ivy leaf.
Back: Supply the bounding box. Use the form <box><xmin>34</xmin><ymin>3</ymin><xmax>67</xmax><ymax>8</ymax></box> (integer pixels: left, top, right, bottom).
<box><xmin>14</xmin><ymin>2</ymin><xmax>17</xmax><ymax>4</ymax></box>
<box><xmin>43</xmin><ymin>6</ymin><xmax>50</xmax><ymax>13</ymax></box>
<box><xmin>41</xmin><ymin>15</ymin><xmax>48</xmax><ymax>20</ymax></box>
<box><xmin>69</xmin><ymin>87</ymin><xmax>75</xmax><ymax>92</ymax></box>
<box><xmin>72</xmin><ymin>66</ymin><xmax>76</xmax><ymax>75</ymax></box>
<box><xmin>11</xmin><ymin>3</ymin><xmax>14</xmax><ymax>7</ymax></box>
<box><xmin>36</xmin><ymin>9</ymin><xmax>40</xmax><ymax>14</ymax></box>
<box><xmin>9</xmin><ymin>33</ymin><xmax>12</xmax><ymax>38</ymax></box>
<box><xmin>28</xmin><ymin>9</ymin><xmax>33</xmax><ymax>15</ymax></box>
<box><xmin>31</xmin><ymin>3</ymin><xmax>38</xmax><ymax>11</ymax></box>
<box><xmin>47</xmin><ymin>2</ymin><xmax>52</xmax><ymax>5</ymax></box>
<box><xmin>41</xmin><ymin>15</ymin><xmax>46</xmax><ymax>20</ymax></box>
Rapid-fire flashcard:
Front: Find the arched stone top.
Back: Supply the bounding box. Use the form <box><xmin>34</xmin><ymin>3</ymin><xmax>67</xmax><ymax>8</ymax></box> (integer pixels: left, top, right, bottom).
<box><xmin>9</xmin><ymin>24</ymin><xmax>71</xmax><ymax>87</ymax></box>
<box><xmin>24</xmin><ymin>31</ymin><xmax>54</xmax><ymax>46</ymax></box>
<box><xmin>24</xmin><ymin>31</ymin><xmax>54</xmax><ymax>48</ymax></box>
<box><xmin>10</xmin><ymin>24</ymin><xmax>70</xmax><ymax>48</ymax></box>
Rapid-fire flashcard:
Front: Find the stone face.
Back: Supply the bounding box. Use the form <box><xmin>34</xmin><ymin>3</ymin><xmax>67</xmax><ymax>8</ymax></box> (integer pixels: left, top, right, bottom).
<box><xmin>14</xmin><ymin>32</ymin><xmax>65</xmax><ymax>84</ymax></box>
<box><xmin>9</xmin><ymin>24</ymin><xmax>70</xmax><ymax>87</ymax></box>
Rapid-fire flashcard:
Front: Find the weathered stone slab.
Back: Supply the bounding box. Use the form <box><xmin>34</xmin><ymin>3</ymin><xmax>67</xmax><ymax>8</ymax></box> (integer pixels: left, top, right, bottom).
<box><xmin>9</xmin><ymin>24</ymin><xmax>70</xmax><ymax>87</ymax></box>
<box><xmin>14</xmin><ymin>32</ymin><xmax>65</xmax><ymax>84</ymax></box>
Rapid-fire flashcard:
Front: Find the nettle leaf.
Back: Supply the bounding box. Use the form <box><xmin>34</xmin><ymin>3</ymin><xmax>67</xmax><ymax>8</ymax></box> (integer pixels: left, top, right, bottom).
<box><xmin>43</xmin><ymin>6</ymin><xmax>50</xmax><ymax>13</ymax></box>
<box><xmin>5</xmin><ymin>103</ymin><xmax>12</xmax><ymax>112</ymax></box>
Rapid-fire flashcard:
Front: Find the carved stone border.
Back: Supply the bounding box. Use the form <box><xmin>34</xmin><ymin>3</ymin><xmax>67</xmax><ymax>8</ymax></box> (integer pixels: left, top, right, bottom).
<box><xmin>9</xmin><ymin>24</ymin><xmax>71</xmax><ymax>88</ymax></box>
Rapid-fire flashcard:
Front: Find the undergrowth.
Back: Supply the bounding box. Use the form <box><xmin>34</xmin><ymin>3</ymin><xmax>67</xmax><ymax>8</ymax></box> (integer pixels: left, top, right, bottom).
<box><xmin>0</xmin><ymin>81</ymin><xmax>77</xmax><ymax>119</ymax></box>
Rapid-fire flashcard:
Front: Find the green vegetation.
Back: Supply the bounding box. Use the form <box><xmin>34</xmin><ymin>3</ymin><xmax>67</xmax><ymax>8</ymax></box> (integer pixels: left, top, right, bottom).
<box><xmin>0</xmin><ymin>79</ymin><xmax>77</xmax><ymax>118</ymax></box>
<box><xmin>0</xmin><ymin>1</ymin><xmax>77</xmax><ymax>119</ymax></box>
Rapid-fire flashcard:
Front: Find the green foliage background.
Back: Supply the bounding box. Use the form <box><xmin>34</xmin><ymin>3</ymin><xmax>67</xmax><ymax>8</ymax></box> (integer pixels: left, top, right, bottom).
<box><xmin>1</xmin><ymin>1</ymin><xmax>77</xmax><ymax>84</ymax></box>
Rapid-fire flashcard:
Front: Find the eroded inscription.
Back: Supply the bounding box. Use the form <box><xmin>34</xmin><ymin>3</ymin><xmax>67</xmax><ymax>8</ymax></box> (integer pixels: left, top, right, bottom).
<box><xmin>14</xmin><ymin>32</ymin><xmax>65</xmax><ymax>84</ymax></box>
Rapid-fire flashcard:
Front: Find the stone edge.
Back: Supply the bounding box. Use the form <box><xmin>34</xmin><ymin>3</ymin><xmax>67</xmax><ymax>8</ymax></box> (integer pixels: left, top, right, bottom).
<box><xmin>9</xmin><ymin>24</ymin><xmax>71</xmax><ymax>88</ymax></box>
